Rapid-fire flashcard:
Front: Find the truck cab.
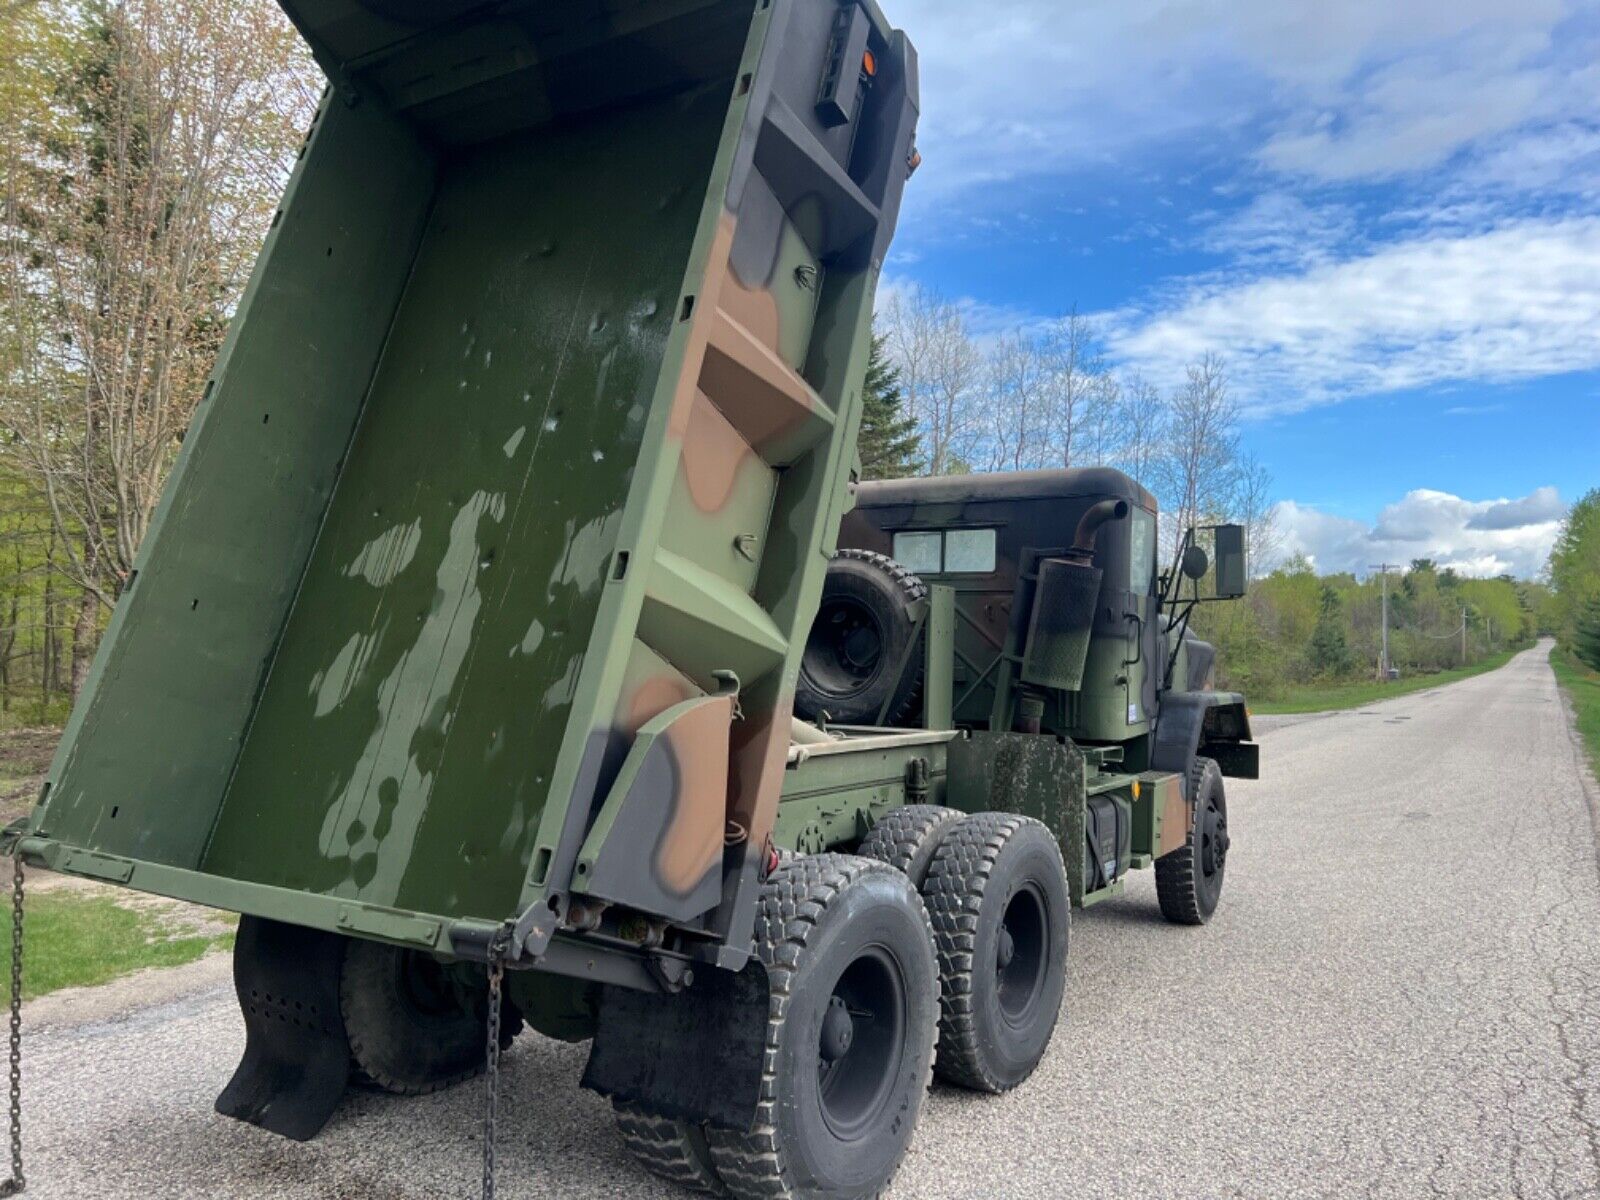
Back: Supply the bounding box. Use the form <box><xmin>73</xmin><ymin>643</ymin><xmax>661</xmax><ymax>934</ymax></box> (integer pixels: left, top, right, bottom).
<box><xmin>840</xmin><ymin>466</ymin><xmax>1166</xmax><ymax>753</ymax></box>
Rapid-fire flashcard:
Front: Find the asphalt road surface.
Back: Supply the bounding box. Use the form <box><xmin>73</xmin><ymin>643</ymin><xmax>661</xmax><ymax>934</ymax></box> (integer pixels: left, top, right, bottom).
<box><xmin>18</xmin><ymin>642</ymin><xmax>1600</xmax><ymax>1199</ymax></box>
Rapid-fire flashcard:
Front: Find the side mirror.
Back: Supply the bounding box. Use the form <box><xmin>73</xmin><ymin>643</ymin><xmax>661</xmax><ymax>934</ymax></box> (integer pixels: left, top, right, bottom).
<box><xmin>1180</xmin><ymin>543</ymin><xmax>1209</xmax><ymax>582</ymax></box>
<box><xmin>1213</xmin><ymin>524</ymin><xmax>1247</xmax><ymax>598</ymax></box>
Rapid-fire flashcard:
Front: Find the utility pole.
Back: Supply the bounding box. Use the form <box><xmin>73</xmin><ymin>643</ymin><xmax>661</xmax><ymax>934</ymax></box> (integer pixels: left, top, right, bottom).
<box><xmin>1370</xmin><ymin>563</ymin><xmax>1399</xmax><ymax>680</ymax></box>
<box><xmin>1461</xmin><ymin>607</ymin><xmax>1468</xmax><ymax>666</ymax></box>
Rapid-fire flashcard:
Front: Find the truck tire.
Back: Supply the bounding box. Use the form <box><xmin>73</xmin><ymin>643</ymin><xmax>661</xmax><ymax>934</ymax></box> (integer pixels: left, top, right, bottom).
<box><xmin>857</xmin><ymin>805</ymin><xmax>965</xmax><ymax>890</ymax></box>
<box><xmin>706</xmin><ymin>854</ymin><xmax>938</xmax><ymax>1200</ymax></box>
<box><xmin>340</xmin><ymin>939</ymin><xmax>521</xmax><ymax>1096</ymax></box>
<box><xmin>614</xmin><ymin>1101</ymin><xmax>726</xmax><ymax>1194</ymax></box>
<box><xmin>795</xmin><ymin>550</ymin><xmax>925</xmax><ymax>726</ymax></box>
<box><xmin>1156</xmin><ymin>756</ymin><xmax>1229</xmax><ymax>925</ymax></box>
<box><xmin>922</xmin><ymin>813</ymin><xmax>1069</xmax><ymax>1093</ymax></box>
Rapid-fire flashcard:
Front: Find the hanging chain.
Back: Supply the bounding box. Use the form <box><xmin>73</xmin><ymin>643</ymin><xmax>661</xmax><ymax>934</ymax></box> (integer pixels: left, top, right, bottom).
<box><xmin>480</xmin><ymin>928</ymin><xmax>510</xmax><ymax>1200</ymax></box>
<box><xmin>0</xmin><ymin>854</ymin><xmax>23</xmax><ymax>1197</ymax></box>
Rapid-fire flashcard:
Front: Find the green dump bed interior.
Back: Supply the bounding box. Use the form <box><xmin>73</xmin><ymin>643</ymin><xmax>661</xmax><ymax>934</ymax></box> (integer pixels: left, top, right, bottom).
<box><xmin>27</xmin><ymin>0</ymin><xmax>919</xmax><ymax>953</ymax></box>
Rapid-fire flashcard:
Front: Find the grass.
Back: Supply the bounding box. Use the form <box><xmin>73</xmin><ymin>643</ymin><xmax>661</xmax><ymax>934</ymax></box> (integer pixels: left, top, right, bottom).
<box><xmin>1251</xmin><ymin>649</ymin><xmax>1519</xmax><ymax>715</ymax></box>
<box><xmin>1551</xmin><ymin>647</ymin><xmax>1600</xmax><ymax>779</ymax></box>
<box><xmin>2</xmin><ymin>889</ymin><xmax>234</xmax><ymax>1004</ymax></box>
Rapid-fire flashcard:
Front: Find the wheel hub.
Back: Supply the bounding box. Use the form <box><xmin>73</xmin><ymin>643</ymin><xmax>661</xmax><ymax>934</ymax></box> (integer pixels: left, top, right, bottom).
<box><xmin>841</xmin><ymin>625</ymin><xmax>879</xmax><ymax>671</ymax></box>
<box><xmin>995</xmin><ymin>925</ymin><xmax>1016</xmax><ymax>972</ymax></box>
<box><xmin>994</xmin><ymin>886</ymin><xmax>1048</xmax><ymax>1028</ymax></box>
<box><xmin>814</xmin><ymin>946</ymin><xmax>907</xmax><ymax>1143</ymax></box>
<box><xmin>804</xmin><ymin>599</ymin><xmax>886</xmax><ymax>695</ymax></box>
<box><xmin>820</xmin><ymin>995</ymin><xmax>855</xmax><ymax>1063</ymax></box>
<box><xmin>1202</xmin><ymin>807</ymin><xmax>1229</xmax><ymax>876</ymax></box>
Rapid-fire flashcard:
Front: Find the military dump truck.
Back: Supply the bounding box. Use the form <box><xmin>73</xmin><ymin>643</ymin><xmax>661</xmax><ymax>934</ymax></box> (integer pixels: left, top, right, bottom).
<box><xmin>1</xmin><ymin>1</ymin><xmax>1258</xmax><ymax>1197</ymax></box>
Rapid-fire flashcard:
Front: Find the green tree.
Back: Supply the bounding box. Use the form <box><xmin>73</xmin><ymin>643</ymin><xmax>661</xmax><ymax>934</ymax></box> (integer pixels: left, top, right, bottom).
<box><xmin>2</xmin><ymin>0</ymin><xmax>317</xmax><ymax>697</ymax></box>
<box><xmin>1308</xmin><ymin>584</ymin><xmax>1352</xmax><ymax>676</ymax></box>
<box><xmin>857</xmin><ymin>333</ymin><xmax>922</xmax><ymax>479</ymax></box>
<box><xmin>1576</xmin><ymin>595</ymin><xmax>1600</xmax><ymax>672</ymax></box>
<box><xmin>1550</xmin><ymin>490</ymin><xmax>1600</xmax><ymax>654</ymax></box>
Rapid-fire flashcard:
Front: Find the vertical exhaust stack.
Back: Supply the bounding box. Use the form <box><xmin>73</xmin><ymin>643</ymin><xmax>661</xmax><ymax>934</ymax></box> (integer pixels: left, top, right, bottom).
<box><xmin>1020</xmin><ymin>499</ymin><xmax>1129</xmax><ymax>694</ymax></box>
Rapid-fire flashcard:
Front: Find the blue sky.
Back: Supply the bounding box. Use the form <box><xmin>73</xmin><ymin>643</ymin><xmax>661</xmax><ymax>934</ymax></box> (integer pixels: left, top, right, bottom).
<box><xmin>883</xmin><ymin>0</ymin><xmax>1600</xmax><ymax>577</ymax></box>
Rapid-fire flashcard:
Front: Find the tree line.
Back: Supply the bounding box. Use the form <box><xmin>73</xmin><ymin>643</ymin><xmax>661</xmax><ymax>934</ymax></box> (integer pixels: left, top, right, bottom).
<box><xmin>860</xmin><ymin>291</ymin><xmax>1544</xmax><ymax>698</ymax></box>
<box><xmin>0</xmin><ymin>0</ymin><xmax>317</xmax><ymax>717</ymax></box>
<box><xmin>1548</xmin><ymin>490</ymin><xmax>1600</xmax><ymax>672</ymax></box>
<box><xmin>869</xmin><ymin>286</ymin><xmax>1277</xmax><ymax>569</ymax></box>
<box><xmin>1194</xmin><ymin>559</ymin><xmax>1541</xmax><ymax>699</ymax></box>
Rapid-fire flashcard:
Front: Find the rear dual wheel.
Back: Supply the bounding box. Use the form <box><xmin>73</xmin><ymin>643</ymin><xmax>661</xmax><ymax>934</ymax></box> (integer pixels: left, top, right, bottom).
<box><xmin>340</xmin><ymin>939</ymin><xmax>521</xmax><ymax>1096</ymax></box>
<box><xmin>862</xmin><ymin>807</ymin><xmax>1071</xmax><ymax>1093</ymax></box>
<box><xmin>617</xmin><ymin>816</ymin><xmax>1069</xmax><ymax>1198</ymax></box>
<box><xmin>618</xmin><ymin>854</ymin><xmax>939</xmax><ymax>1200</ymax></box>
<box><xmin>614</xmin><ymin>1102</ymin><xmax>726</xmax><ymax>1195</ymax></box>
<box><xmin>921</xmin><ymin>814</ymin><xmax>1069</xmax><ymax>1093</ymax></box>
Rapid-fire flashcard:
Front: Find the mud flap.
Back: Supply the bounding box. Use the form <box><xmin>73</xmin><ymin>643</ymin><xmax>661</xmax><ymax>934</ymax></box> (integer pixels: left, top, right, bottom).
<box><xmin>580</xmin><ymin>961</ymin><xmax>769</xmax><ymax>1130</ymax></box>
<box><xmin>215</xmin><ymin>916</ymin><xmax>351</xmax><ymax>1141</ymax></box>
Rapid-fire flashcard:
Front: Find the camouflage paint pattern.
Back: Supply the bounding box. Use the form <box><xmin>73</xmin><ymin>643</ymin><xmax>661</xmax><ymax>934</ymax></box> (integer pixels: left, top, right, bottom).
<box><xmin>16</xmin><ymin>0</ymin><xmax>921</xmax><ymax>970</ymax></box>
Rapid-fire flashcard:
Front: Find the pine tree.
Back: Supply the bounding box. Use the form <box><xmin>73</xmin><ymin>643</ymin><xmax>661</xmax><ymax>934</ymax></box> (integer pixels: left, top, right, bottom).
<box><xmin>857</xmin><ymin>333</ymin><xmax>922</xmax><ymax>480</ymax></box>
<box><xmin>1308</xmin><ymin>584</ymin><xmax>1352</xmax><ymax>677</ymax></box>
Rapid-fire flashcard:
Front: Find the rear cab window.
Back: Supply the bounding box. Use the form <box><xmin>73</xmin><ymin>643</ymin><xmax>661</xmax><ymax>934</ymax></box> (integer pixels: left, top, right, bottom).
<box><xmin>892</xmin><ymin>528</ymin><xmax>997</xmax><ymax>575</ymax></box>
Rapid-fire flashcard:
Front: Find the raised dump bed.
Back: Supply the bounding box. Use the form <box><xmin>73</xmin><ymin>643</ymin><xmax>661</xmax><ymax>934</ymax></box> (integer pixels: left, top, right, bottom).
<box><xmin>20</xmin><ymin>0</ymin><xmax>920</xmax><ymax>964</ymax></box>
<box><xmin>3</xmin><ymin>5</ymin><xmax>1265</xmax><ymax>1196</ymax></box>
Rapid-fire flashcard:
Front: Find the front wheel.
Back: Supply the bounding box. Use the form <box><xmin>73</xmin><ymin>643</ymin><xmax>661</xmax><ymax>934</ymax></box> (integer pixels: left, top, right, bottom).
<box><xmin>706</xmin><ymin>854</ymin><xmax>939</xmax><ymax>1200</ymax></box>
<box><xmin>1155</xmin><ymin>756</ymin><xmax>1229</xmax><ymax>925</ymax></box>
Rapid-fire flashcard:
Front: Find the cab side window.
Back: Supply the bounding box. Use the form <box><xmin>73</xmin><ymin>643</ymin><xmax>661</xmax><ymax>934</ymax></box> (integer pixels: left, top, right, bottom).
<box><xmin>1130</xmin><ymin>508</ymin><xmax>1156</xmax><ymax>594</ymax></box>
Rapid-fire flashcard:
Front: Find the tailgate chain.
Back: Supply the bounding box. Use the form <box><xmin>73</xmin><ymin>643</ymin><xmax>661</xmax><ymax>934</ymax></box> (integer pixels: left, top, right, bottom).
<box><xmin>1</xmin><ymin>855</ymin><xmax>23</xmax><ymax>1196</ymax></box>
<box><xmin>480</xmin><ymin>928</ymin><xmax>510</xmax><ymax>1200</ymax></box>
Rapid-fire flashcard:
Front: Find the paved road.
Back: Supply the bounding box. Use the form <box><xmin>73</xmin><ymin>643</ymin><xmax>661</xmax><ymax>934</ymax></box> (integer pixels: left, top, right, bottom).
<box><xmin>18</xmin><ymin>642</ymin><xmax>1600</xmax><ymax>1198</ymax></box>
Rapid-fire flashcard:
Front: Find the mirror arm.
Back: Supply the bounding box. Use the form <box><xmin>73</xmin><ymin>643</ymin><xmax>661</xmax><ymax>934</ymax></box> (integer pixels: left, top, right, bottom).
<box><xmin>1160</xmin><ymin>593</ymin><xmax>1200</xmax><ymax>694</ymax></box>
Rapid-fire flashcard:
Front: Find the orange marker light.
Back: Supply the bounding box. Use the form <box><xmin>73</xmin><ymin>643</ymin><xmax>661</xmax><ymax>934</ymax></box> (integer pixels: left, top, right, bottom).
<box><xmin>862</xmin><ymin>49</ymin><xmax>877</xmax><ymax>77</ymax></box>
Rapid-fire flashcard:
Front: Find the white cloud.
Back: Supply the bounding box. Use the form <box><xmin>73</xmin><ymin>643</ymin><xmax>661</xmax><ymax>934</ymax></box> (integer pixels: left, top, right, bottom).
<box><xmin>1103</xmin><ymin>215</ymin><xmax>1600</xmax><ymax>412</ymax></box>
<box><xmin>901</xmin><ymin>0</ymin><xmax>1592</xmax><ymax>202</ymax></box>
<box><xmin>1466</xmin><ymin>486</ymin><xmax>1567</xmax><ymax>530</ymax></box>
<box><xmin>1272</xmin><ymin>487</ymin><xmax>1564</xmax><ymax>578</ymax></box>
<box><xmin>1254</xmin><ymin>28</ymin><xmax>1558</xmax><ymax>181</ymax></box>
<box><xmin>1193</xmin><ymin>193</ymin><xmax>1359</xmax><ymax>268</ymax></box>
<box><xmin>1458</xmin><ymin>118</ymin><xmax>1600</xmax><ymax>202</ymax></box>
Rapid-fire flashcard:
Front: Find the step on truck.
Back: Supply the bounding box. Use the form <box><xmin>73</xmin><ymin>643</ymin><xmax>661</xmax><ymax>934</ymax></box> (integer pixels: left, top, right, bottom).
<box><xmin>3</xmin><ymin>1</ymin><xmax>1259</xmax><ymax>1196</ymax></box>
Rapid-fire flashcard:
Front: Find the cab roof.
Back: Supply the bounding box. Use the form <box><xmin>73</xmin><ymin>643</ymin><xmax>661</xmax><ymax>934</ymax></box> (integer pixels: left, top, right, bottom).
<box><xmin>854</xmin><ymin>467</ymin><xmax>1158</xmax><ymax>513</ymax></box>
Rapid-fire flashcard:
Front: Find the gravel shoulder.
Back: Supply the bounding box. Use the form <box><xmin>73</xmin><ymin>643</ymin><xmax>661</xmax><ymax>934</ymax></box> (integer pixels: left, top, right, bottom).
<box><xmin>13</xmin><ymin>641</ymin><xmax>1600</xmax><ymax>1199</ymax></box>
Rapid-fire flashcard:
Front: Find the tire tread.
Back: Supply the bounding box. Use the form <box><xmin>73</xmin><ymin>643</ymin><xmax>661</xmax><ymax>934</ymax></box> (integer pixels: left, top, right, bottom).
<box><xmin>704</xmin><ymin>853</ymin><xmax>937</xmax><ymax>1200</ymax></box>
<box><xmin>857</xmin><ymin>804</ymin><xmax>964</xmax><ymax>887</ymax></box>
<box><xmin>796</xmin><ymin>550</ymin><xmax>927</xmax><ymax>726</ymax></box>
<box><xmin>1154</xmin><ymin>756</ymin><xmax>1222</xmax><ymax>926</ymax></box>
<box><xmin>921</xmin><ymin>812</ymin><xmax>1067</xmax><ymax>1093</ymax></box>
<box><xmin>615</xmin><ymin>1101</ymin><xmax>726</xmax><ymax>1194</ymax></box>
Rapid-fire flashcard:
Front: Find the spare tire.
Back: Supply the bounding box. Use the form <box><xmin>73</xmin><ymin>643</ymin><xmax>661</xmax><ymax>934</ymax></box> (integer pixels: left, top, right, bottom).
<box><xmin>795</xmin><ymin>549</ymin><xmax>926</xmax><ymax>726</ymax></box>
